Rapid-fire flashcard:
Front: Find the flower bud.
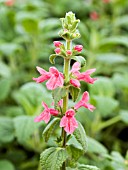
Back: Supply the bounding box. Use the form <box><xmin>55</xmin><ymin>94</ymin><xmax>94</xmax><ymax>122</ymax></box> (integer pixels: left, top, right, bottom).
<box><xmin>54</xmin><ymin>48</ymin><xmax>61</xmax><ymax>54</ymax></box>
<box><xmin>53</xmin><ymin>41</ymin><xmax>62</xmax><ymax>47</ymax></box>
<box><xmin>66</xmin><ymin>50</ymin><xmax>72</xmax><ymax>56</ymax></box>
<box><xmin>74</xmin><ymin>45</ymin><xmax>83</xmax><ymax>52</ymax></box>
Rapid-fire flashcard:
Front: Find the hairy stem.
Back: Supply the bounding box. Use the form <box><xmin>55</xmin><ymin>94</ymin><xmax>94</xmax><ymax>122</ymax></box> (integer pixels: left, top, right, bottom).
<box><xmin>61</xmin><ymin>40</ymin><xmax>71</xmax><ymax>170</ymax></box>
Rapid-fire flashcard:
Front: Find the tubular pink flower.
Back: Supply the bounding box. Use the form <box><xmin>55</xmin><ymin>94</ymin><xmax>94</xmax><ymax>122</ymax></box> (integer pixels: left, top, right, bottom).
<box><xmin>70</xmin><ymin>79</ymin><xmax>80</xmax><ymax>88</ymax></box>
<box><xmin>53</xmin><ymin>41</ymin><xmax>62</xmax><ymax>47</ymax></box>
<box><xmin>74</xmin><ymin>45</ymin><xmax>83</xmax><ymax>52</ymax></box>
<box><xmin>74</xmin><ymin>91</ymin><xmax>95</xmax><ymax>112</ymax></box>
<box><xmin>33</xmin><ymin>66</ymin><xmax>64</xmax><ymax>90</ymax></box>
<box><xmin>54</xmin><ymin>48</ymin><xmax>61</xmax><ymax>54</ymax></box>
<box><xmin>66</xmin><ymin>50</ymin><xmax>72</xmax><ymax>56</ymax></box>
<box><xmin>60</xmin><ymin>109</ymin><xmax>78</xmax><ymax>134</ymax></box>
<box><xmin>34</xmin><ymin>102</ymin><xmax>59</xmax><ymax>123</ymax></box>
<box><xmin>32</xmin><ymin>66</ymin><xmax>51</xmax><ymax>83</ymax></box>
<box><xmin>70</xmin><ymin>62</ymin><xmax>97</xmax><ymax>87</ymax></box>
<box><xmin>46</xmin><ymin>67</ymin><xmax>64</xmax><ymax>90</ymax></box>
<box><xmin>77</xmin><ymin>69</ymin><xmax>97</xmax><ymax>84</ymax></box>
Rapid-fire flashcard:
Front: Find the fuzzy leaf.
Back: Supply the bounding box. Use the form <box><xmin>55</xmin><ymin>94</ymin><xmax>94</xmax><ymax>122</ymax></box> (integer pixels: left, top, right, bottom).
<box><xmin>13</xmin><ymin>115</ymin><xmax>38</xmax><ymax>143</ymax></box>
<box><xmin>67</xmin><ymin>144</ymin><xmax>83</xmax><ymax>167</ymax></box>
<box><xmin>87</xmin><ymin>137</ymin><xmax>108</xmax><ymax>154</ymax></box>
<box><xmin>71</xmin><ymin>56</ymin><xmax>86</xmax><ymax>67</ymax></box>
<box><xmin>0</xmin><ymin>117</ymin><xmax>15</xmax><ymax>143</ymax></box>
<box><xmin>73</xmin><ymin>121</ymin><xmax>88</xmax><ymax>152</ymax></box>
<box><xmin>69</xmin><ymin>86</ymin><xmax>81</xmax><ymax>102</ymax></box>
<box><xmin>52</xmin><ymin>87</ymin><xmax>67</xmax><ymax>107</ymax></box>
<box><xmin>0</xmin><ymin>78</ymin><xmax>11</xmax><ymax>101</ymax></box>
<box><xmin>43</xmin><ymin>118</ymin><xmax>60</xmax><ymax>142</ymax></box>
<box><xmin>40</xmin><ymin>147</ymin><xmax>68</xmax><ymax>170</ymax></box>
<box><xmin>49</xmin><ymin>54</ymin><xmax>57</xmax><ymax>64</ymax></box>
<box><xmin>78</xmin><ymin>164</ymin><xmax>100</xmax><ymax>170</ymax></box>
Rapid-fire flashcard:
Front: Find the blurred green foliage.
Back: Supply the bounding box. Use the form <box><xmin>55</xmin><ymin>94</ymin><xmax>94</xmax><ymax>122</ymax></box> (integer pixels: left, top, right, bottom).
<box><xmin>0</xmin><ymin>0</ymin><xmax>128</xmax><ymax>169</ymax></box>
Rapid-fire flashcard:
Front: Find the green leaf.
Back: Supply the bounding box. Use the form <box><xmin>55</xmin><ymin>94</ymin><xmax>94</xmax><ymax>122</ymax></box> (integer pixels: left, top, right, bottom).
<box><xmin>67</xmin><ymin>144</ymin><xmax>83</xmax><ymax>163</ymax></box>
<box><xmin>89</xmin><ymin>77</ymin><xmax>115</xmax><ymax>97</ymax></box>
<box><xmin>13</xmin><ymin>115</ymin><xmax>38</xmax><ymax>144</ymax></box>
<box><xmin>110</xmin><ymin>151</ymin><xmax>126</xmax><ymax>170</ymax></box>
<box><xmin>0</xmin><ymin>117</ymin><xmax>15</xmax><ymax>143</ymax></box>
<box><xmin>99</xmin><ymin>36</ymin><xmax>128</xmax><ymax>47</ymax></box>
<box><xmin>96</xmin><ymin>53</ymin><xmax>127</xmax><ymax>65</ymax></box>
<box><xmin>120</xmin><ymin>110</ymin><xmax>128</xmax><ymax>124</ymax></box>
<box><xmin>49</xmin><ymin>54</ymin><xmax>57</xmax><ymax>64</ymax></box>
<box><xmin>0</xmin><ymin>62</ymin><xmax>11</xmax><ymax>78</ymax></box>
<box><xmin>78</xmin><ymin>164</ymin><xmax>100</xmax><ymax>170</ymax></box>
<box><xmin>114</xmin><ymin>15</ymin><xmax>128</xmax><ymax>27</ymax></box>
<box><xmin>40</xmin><ymin>147</ymin><xmax>68</xmax><ymax>170</ymax></box>
<box><xmin>69</xmin><ymin>86</ymin><xmax>81</xmax><ymax>102</ymax></box>
<box><xmin>13</xmin><ymin>82</ymin><xmax>52</xmax><ymax>115</ymax></box>
<box><xmin>0</xmin><ymin>160</ymin><xmax>15</xmax><ymax>170</ymax></box>
<box><xmin>92</xmin><ymin>96</ymin><xmax>119</xmax><ymax>117</ymax></box>
<box><xmin>87</xmin><ymin>137</ymin><xmax>108</xmax><ymax>154</ymax></box>
<box><xmin>52</xmin><ymin>87</ymin><xmax>67</xmax><ymax>107</ymax></box>
<box><xmin>73</xmin><ymin>121</ymin><xmax>88</xmax><ymax>152</ymax></box>
<box><xmin>43</xmin><ymin>118</ymin><xmax>60</xmax><ymax>142</ymax></box>
<box><xmin>71</xmin><ymin>56</ymin><xmax>86</xmax><ymax>67</ymax></box>
<box><xmin>22</xmin><ymin>19</ymin><xmax>38</xmax><ymax>34</ymax></box>
<box><xmin>0</xmin><ymin>43</ymin><xmax>22</xmax><ymax>56</ymax></box>
<box><xmin>0</xmin><ymin>78</ymin><xmax>11</xmax><ymax>101</ymax></box>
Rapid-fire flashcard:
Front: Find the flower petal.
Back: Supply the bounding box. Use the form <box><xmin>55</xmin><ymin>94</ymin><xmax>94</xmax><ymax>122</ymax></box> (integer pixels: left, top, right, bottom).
<box><xmin>83</xmin><ymin>103</ymin><xmax>96</xmax><ymax>112</ymax></box>
<box><xmin>70</xmin><ymin>78</ymin><xmax>80</xmax><ymax>87</ymax></box>
<box><xmin>36</xmin><ymin>66</ymin><xmax>49</xmax><ymax>75</ymax></box>
<box><xmin>60</xmin><ymin>116</ymin><xmax>67</xmax><ymax>127</ymax></box>
<box><xmin>82</xmin><ymin>91</ymin><xmax>89</xmax><ymax>102</ymax></box>
<box><xmin>49</xmin><ymin>108</ymin><xmax>59</xmax><ymax>116</ymax></box>
<box><xmin>42</xmin><ymin>102</ymin><xmax>49</xmax><ymax>110</ymax></box>
<box><xmin>34</xmin><ymin>110</ymin><xmax>50</xmax><ymax>123</ymax></box>
<box><xmin>71</xmin><ymin>62</ymin><xmax>81</xmax><ymax>74</ymax></box>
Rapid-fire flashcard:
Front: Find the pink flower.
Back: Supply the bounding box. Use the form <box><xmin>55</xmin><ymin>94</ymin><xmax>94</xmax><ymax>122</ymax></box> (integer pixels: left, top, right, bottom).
<box><xmin>60</xmin><ymin>109</ymin><xmax>78</xmax><ymax>134</ymax></box>
<box><xmin>74</xmin><ymin>45</ymin><xmax>83</xmax><ymax>52</ymax></box>
<box><xmin>74</xmin><ymin>91</ymin><xmax>95</xmax><ymax>112</ymax></box>
<box><xmin>34</xmin><ymin>102</ymin><xmax>59</xmax><ymax>123</ymax></box>
<box><xmin>66</xmin><ymin>50</ymin><xmax>72</xmax><ymax>55</ymax></box>
<box><xmin>33</xmin><ymin>66</ymin><xmax>50</xmax><ymax>83</ymax></box>
<box><xmin>54</xmin><ymin>48</ymin><xmax>61</xmax><ymax>54</ymax></box>
<box><xmin>5</xmin><ymin>0</ymin><xmax>14</xmax><ymax>6</ymax></box>
<box><xmin>53</xmin><ymin>41</ymin><xmax>62</xmax><ymax>47</ymax></box>
<box><xmin>77</xmin><ymin>69</ymin><xmax>97</xmax><ymax>84</ymax></box>
<box><xmin>90</xmin><ymin>11</ymin><xmax>99</xmax><ymax>21</ymax></box>
<box><xmin>103</xmin><ymin>0</ymin><xmax>110</xmax><ymax>3</ymax></box>
<box><xmin>46</xmin><ymin>67</ymin><xmax>64</xmax><ymax>90</ymax></box>
<box><xmin>70</xmin><ymin>79</ymin><xmax>80</xmax><ymax>87</ymax></box>
<box><xmin>33</xmin><ymin>66</ymin><xmax>64</xmax><ymax>90</ymax></box>
<box><xmin>70</xmin><ymin>62</ymin><xmax>97</xmax><ymax>87</ymax></box>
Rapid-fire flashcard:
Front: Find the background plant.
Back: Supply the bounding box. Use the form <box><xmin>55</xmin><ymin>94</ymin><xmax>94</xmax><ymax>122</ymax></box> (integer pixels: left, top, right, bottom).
<box><xmin>0</xmin><ymin>0</ymin><xmax>128</xmax><ymax>170</ymax></box>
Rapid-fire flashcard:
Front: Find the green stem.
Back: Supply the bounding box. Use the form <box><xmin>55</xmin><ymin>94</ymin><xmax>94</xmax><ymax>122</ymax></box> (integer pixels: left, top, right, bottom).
<box><xmin>97</xmin><ymin>115</ymin><xmax>121</xmax><ymax>131</ymax></box>
<box><xmin>61</xmin><ymin>40</ymin><xmax>71</xmax><ymax>170</ymax></box>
